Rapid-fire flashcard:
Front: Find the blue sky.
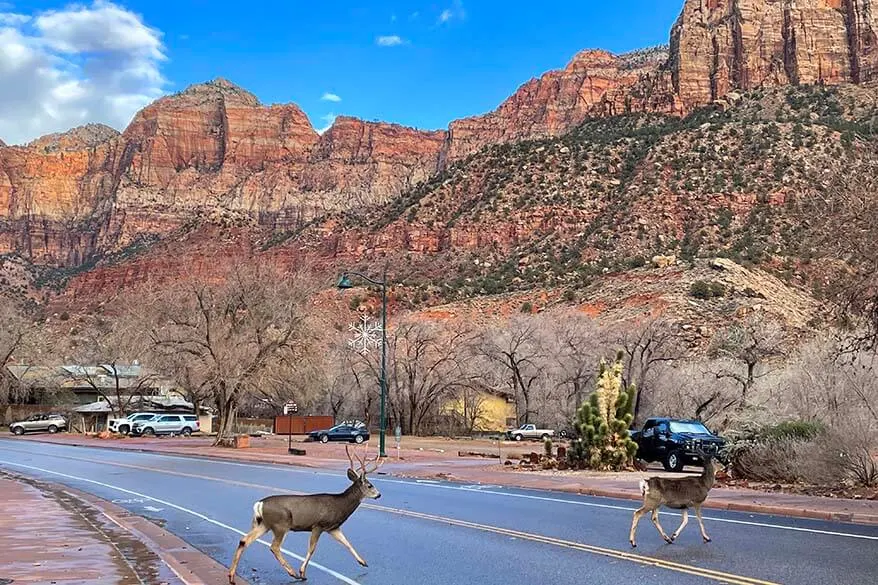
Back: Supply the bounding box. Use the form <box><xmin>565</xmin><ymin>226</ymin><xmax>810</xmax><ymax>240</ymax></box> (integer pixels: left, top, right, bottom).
<box><xmin>0</xmin><ymin>1</ymin><xmax>683</xmax><ymax>143</ymax></box>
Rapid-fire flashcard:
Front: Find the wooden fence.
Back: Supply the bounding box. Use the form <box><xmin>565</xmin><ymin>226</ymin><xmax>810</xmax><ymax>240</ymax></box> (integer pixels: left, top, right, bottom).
<box><xmin>273</xmin><ymin>415</ymin><xmax>334</xmax><ymax>435</ymax></box>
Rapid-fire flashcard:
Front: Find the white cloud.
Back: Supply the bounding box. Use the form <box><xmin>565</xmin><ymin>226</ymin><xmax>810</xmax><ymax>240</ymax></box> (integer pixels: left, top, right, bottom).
<box><xmin>438</xmin><ymin>1</ymin><xmax>465</xmax><ymax>24</ymax></box>
<box><xmin>0</xmin><ymin>1</ymin><xmax>166</xmax><ymax>145</ymax></box>
<box><xmin>316</xmin><ymin>113</ymin><xmax>336</xmax><ymax>135</ymax></box>
<box><xmin>321</xmin><ymin>92</ymin><xmax>341</xmax><ymax>103</ymax></box>
<box><xmin>376</xmin><ymin>35</ymin><xmax>405</xmax><ymax>47</ymax></box>
<box><xmin>0</xmin><ymin>12</ymin><xmax>29</xmax><ymax>25</ymax></box>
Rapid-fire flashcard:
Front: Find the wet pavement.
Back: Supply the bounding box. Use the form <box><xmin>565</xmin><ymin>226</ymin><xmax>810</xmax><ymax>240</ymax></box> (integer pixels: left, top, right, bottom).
<box><xmin>18</xmin><ymin>433</ymin><xmax>878</xmax><ymax>525</ymax></box>
<box><xmin>0</xmin><ymin>472</ymin><xmax>179</xmax><ymax>585</ymax></box>
<box><xmin>1</xmin><ymin>438</ymin><xmax>877</xmax><ymax>585</ymax></box>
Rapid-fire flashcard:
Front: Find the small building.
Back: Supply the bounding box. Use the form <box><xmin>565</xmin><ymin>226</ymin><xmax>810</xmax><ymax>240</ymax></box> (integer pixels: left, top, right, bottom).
<box><xmin>71</xmin><ymin>395</ymin><xmax>205</xmax><ymax>433</ymax></box>
<box><xmin>441</xmin><ymin>389</ymin><xmax>517</xmax><ymax>435</ymax></box>
<box><xmin>5</xmin><ymin>363</ymin><xmax>174</xmax><ymax>406</ymax></box>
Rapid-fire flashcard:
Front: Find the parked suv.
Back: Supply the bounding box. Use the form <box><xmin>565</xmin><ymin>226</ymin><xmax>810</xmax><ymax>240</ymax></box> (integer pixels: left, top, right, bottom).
<box><xmin>9</xmin><ymin>413</ymin><xmax>68</xmax><ymax>435</ymax></box>
<box><xmin>630</xmin><ymin>417</ymin><xmax>726</xmax><ymax>472</ymax></box>
<box><xmin>108</xmin><ymin>412</ymin><xmax>158</xmax><ymax>435</ymax></box>
<box><xmin>132</xmin><ymin>414</ymin><xmax>199</xmax><ymax>436</ymax></box>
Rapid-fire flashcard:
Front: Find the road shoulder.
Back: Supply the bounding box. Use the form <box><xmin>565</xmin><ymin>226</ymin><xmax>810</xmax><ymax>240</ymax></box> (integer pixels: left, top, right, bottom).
<box><xmin>0</xmin><ymin>469</ymin><xmax>247</xmax><ymax>585</ymax></box>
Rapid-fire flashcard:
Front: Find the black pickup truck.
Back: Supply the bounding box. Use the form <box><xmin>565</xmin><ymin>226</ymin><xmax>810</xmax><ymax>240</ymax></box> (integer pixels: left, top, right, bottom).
<box><xmin>630</xmin><ymin>417</ymin><xmax>726</xmax><ymax>472</ymax></box>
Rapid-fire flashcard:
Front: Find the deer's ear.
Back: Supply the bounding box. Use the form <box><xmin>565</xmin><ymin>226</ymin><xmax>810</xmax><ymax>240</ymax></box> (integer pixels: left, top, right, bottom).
<box><xmin>346</xmin><ymin>468</ymin><xmax>359</xmax><ymax>482</ymax></box>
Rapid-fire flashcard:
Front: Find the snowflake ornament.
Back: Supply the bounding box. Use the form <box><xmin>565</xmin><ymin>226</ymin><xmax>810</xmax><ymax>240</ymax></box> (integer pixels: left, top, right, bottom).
<box><xmin>347</xmin><ymin>314</ymin><xmax>383</xmax><ymax>355</ymax></box>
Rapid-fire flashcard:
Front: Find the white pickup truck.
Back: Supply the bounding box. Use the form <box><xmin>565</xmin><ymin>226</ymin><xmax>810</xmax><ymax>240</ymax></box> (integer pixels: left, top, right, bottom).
<box><xmin>506</xmin><ymin>423</ymin><xmax>556</xmax><ymax>442</ymax></box>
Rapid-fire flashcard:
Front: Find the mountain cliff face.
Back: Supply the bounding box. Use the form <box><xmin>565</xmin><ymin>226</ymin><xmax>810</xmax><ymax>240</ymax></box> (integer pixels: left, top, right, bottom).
<box><xmin>669</xmin><ymin>0</ymin><xmax>878</xmax><ymax>110</ymax></box>
<box><xmin>447</xmin><ymin>48</ymin><xmax>676</xmax><ymax>159</ymax></box>
<box><xmin>2</xmin><ymin>0</ymin><xmax>878</xmax><ymax>275</ymax></box>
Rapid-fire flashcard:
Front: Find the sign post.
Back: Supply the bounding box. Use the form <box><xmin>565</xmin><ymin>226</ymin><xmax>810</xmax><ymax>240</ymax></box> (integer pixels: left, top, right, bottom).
<box><xmin>394</xmin><ymin>424</ymin><xmax>401</xmax><ymax>460</ymax></box>
<box><xmin>284</xmin><ymin>402</ymin><xmax>298</xmax><ymax>453</ymax></box>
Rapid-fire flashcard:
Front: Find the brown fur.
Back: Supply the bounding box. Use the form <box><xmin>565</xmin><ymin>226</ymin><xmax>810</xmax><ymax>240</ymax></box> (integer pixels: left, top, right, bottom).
<box><xmin>228</xmin><ymin>445</ymin><xmax>383</xmax><ymax>583</ymax></box>
<box><xmin>629</xmin><ymin>455</ymin><xmax>720</xmax><ymax>547</ymax></box>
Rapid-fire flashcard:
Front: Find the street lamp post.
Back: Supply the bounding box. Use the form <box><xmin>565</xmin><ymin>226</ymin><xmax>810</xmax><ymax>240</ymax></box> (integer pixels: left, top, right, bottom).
<box><xmin>337</xmin><ymin>267</ymin><xmax>388</xmax><ymax>458</ymax></box>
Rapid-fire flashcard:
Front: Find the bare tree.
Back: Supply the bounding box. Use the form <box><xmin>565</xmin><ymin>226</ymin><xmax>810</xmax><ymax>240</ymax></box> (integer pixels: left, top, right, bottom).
<box><xmin>1</xmin><ymin>304</ymin><xmax>25</xmax><ymax>400</ymax></box>
<box><xmin>140</xmin><ymin>264</ymin><xmax>316</xmax><ymax>445</ymax></box>
<box><xmin>616</xmin><ymin>317</ymin><xmax>681</xmax><ymax>422</ymax></box>
<box><xmin>454</xmin><ymin>384</ymin><xmax>489</xmax><ymax>435</ymax></box>
<box><xmin>60</xmin><ymin>315</ymin><xmax>157</xmax><ymax>417</ymax></box>
<box><xmin>709</xmin><ymin>314</ymin><xmax>786</xmax><ymax>407</ymax></box>
<box><xmin>547</xmin><ymin>312</ymin><xmax>604</xmax><ymax>425</ymax></box>
<box><xmin>650</xmin><ymin>360</ymin><xmax>741</xmax><ymax>429</ymax></box>
<box><xmin>478</xmin><ymin>316</ymin><xmax>546</xmax><ymax>425</ymax></box>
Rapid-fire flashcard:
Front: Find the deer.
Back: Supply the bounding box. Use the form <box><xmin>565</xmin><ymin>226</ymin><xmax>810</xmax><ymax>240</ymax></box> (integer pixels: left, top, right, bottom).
<box><xmin>228</xmin><ymin>444</ymin><xmax>384</xmax><ymax>583</ymax></box>
<box><xmin>629</xmin><ymin>451</ymin><xmax>722</xmax><ymax>548</ymax></box>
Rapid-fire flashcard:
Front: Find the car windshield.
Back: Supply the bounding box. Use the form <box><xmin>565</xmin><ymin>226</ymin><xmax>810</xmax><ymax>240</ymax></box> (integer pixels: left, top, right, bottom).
<box><xmin>669</xmin><ymin>421</ymin><xmax>711</xmax><ymax>435</ymax></box>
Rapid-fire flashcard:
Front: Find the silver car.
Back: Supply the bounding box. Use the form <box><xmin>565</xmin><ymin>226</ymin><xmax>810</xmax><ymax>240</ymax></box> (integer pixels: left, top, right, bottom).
<box><xmin>9</xmin><ymin>413</ymin><xmax>68</xmax><ymax>435</ymax></box>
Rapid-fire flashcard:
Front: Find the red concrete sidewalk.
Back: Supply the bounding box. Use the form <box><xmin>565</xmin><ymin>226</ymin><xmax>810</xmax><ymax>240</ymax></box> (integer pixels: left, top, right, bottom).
<box><xmin>12</xmin><ymin>433</ymin><xmax>878</xmax><ymax>526</ymax></box>
<box><xmin>0</xmin><ymin>470</ymin><xmax>246</xmax><ymax>585</ymax></box>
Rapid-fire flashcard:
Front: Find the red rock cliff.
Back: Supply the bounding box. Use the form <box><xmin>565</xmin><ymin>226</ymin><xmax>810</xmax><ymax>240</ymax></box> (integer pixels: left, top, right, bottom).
<box><xmin>448</xmin><ymin>48</ymin><xmax>674</xmax><ymax>159</ymax></box>
<box><xmin>669</xmin><ymin>0</ymin><xmax>878</xmax><ymax>110</ymax></box>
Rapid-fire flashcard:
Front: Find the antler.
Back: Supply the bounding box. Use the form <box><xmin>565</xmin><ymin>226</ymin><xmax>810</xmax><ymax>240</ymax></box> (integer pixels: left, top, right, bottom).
<box><xmin>364</xmin><ymin>449</ymin><xmax>384</xmax><ymax>474</ymax></box>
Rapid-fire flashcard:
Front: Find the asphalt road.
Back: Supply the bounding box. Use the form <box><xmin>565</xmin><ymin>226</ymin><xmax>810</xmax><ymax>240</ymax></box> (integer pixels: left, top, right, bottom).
<box><xmin>1</xmin><ymin>439</ymin><xmax>876</xmax><ymax>585</ymax></box>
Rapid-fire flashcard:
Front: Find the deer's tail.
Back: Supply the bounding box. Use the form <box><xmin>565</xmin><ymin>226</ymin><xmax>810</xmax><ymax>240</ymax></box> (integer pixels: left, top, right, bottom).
<box><xmin>639</xmin><ymin>479</ymin><xmax>649</xmax><ymax>497</ymax></box>
<box><xmin>252</xmin><ymin>501</ymin><xmax>264</xmax><ymax>528</ymax></box>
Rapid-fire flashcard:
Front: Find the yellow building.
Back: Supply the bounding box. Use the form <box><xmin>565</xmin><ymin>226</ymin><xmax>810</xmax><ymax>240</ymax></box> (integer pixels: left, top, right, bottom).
<box><xmin>442</xmin><ymin>389</ymin><xmax>517</xmax><ymax>434</ymax></box>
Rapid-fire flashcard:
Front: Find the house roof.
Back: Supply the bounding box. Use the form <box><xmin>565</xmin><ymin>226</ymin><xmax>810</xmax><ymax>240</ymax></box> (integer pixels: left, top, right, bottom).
<box><xmin>6</xmin><ymin>363</ymin><xmax>171</xmax><ymax>391</ymax></box>
<box><xmin>73</xmin><ymin>395</ymin><xmax>197</xmax><ymax>414</ymax></box>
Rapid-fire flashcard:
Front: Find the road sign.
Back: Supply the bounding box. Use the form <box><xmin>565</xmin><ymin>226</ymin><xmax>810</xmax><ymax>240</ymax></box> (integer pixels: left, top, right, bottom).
<box><xmin>283</xmin><ymin>402</ymin><xmax>298</xmax><ymax>415</ymax></box>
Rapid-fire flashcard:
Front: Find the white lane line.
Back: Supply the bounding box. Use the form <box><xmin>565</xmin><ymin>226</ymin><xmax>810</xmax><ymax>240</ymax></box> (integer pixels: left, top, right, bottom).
<box><xmin>0</xmin><ymin>459</ymin><xmax>362</xmax><ymax>585</ymax></box>
<box><xmin>157</xmin><ymin>455</ymin><xmax>878</xmax><ymax>541</ymax></box>
<box><xmin>5</xmin><ymin>442</ymin><xmax>878</xmax><ymax>541</ymax></box>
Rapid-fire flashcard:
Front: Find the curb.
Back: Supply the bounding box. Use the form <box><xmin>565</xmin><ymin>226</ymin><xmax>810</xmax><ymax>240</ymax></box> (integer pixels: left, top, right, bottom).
<box><xmin>2</xmin><ymin>466</ymin><xmax>248</xmax><ymax>585</ymax></box>
<box><xmin>9</xmin><ymin>436</ymin><xmax>878</xmax><ymax>527</ymax></box>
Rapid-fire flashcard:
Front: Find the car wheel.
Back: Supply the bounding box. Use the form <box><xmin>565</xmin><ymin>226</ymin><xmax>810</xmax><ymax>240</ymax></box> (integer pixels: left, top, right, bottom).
<box><xmin>663</xmin><ymin>450</ymin><xmax>685</xmax><ymax>473</ymax></box>
<box><xmin>47</xmin><ymin>425</ymin><xmax>58</xmax><ymax>434</ymax></box>
<box><xmin>354</xmin><ymin>434</ymin><xmax>364</xmax><ymax>444</ymax></box>
<box><xmin>320</xmin><ymin>434</ymin><xmax>329</xmax><ymax>444</ymax></box>
<box><xmin>119</xmin><ymin>425</ymin><xmax>130</xmax><ymax>435</ymax></box>
<box><xmin>11</xmin><ymin>426</ymin><xmax>24</xmax><ymax>436</ymax></box>
<box><xmin>514</xmin><ymin>434</ymin><xmax>523</xmax><ymax>442</ymax></box>
<box><xmin>181</xmin><ymin>427</ymin><xmax>192</xmax><ymax>437</ymax></box>
<box><xmin>142</xmin><ymin>427</ymin><xmax>155</xmax><ymax>436</ymax></box>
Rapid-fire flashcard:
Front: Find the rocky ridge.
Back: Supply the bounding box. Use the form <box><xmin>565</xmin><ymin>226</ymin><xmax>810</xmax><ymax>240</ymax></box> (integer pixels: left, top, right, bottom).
<box><xmin>2</xmin><ymin>0</ymin><xmax>878</xmax><ymax>301</ymax></box>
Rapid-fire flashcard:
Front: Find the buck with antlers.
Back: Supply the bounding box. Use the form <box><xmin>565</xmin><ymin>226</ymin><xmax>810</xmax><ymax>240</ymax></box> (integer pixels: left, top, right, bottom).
<box><xmin>228</xmin><ymin>444</ymin><xmax>384</xmax><ymax>583</ymax></box>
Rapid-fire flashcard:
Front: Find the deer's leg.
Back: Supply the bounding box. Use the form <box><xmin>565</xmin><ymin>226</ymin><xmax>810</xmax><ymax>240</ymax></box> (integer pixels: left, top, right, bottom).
<box><xmin>695</xmin><ymin>504</ymin><xmax>711</xmax><ymax>543</ymax></box>
<box><xmin>629</xmin><ymin>506</ymin><xmax>648</xmax><ymax>548</ymax></box>
<box><xmin>328</xmin><ymin>528</ymin><xmax>368</xmax><ymax>567</ymax></box>
<box><xmin>650</xmin><ymin>509</ymin><xmax>673</xmax><ymax>544</ymax></box>
<box><xmin>269</xmin><ymin>530</ymin><xmax>303</xmax><ymax>580</ymax></box>
<box><xmin>670</xmin><ymin>509</ymin><xmax>689</xmax><ymax>542</ymax></box>
<box><xmin>299</xmin><ymin>527</ymin><xmax>323</xmax><ymax>580</ymax></box>
<box><xmin>229</xmin><ymin>524</ymin><xmax>268</xmax><ymax>584</ymax></box>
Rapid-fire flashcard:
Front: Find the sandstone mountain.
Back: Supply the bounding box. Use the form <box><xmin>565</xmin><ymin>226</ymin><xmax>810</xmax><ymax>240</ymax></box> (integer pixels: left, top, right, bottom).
<box><xmin>1</xmin><ymin>0</ymin><xmax>878</xmax><ymax>331</ymax></box>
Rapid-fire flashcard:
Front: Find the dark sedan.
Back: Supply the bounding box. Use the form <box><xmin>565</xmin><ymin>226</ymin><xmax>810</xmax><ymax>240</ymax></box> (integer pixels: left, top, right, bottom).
<box><xmin>307</xmin><ymin>423</ymin><xmax>370</xmax><ymax>444</ymax></box>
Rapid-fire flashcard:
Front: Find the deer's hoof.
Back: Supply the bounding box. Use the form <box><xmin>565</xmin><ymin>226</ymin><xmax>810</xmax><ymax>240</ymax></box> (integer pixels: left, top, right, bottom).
<box><xmin>703</xmin><ymin>537</ymin><xmax>712</xmax><ymax>543</ymax></box>
<box><xmin>629</xmin><ymin>541</ymin><xmax>636</xmax><ymax>548</ymax></box>
<box><xmin>663</xmin><ymin>536</ymin><xmax>674</xmax><ymax>544</ymax></box>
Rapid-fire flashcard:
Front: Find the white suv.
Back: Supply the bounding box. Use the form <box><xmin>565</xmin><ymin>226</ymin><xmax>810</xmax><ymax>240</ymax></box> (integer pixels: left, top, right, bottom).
<box><xmin>132</xmin><ymin>414</ymin><xmax>200</xmax><ymax>436</ymax></box>
<box><xmin>108</xmin><ymin>412</ymin><xmax>157</xmax><ymax>435</ymax></box>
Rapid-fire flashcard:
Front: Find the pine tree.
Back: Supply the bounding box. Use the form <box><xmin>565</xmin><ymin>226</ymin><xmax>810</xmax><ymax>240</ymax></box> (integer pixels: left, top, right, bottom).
<box><xmin>569</xmin><ymin>351</ymin><xmax>638</xmax><ymax>470</ymax></box>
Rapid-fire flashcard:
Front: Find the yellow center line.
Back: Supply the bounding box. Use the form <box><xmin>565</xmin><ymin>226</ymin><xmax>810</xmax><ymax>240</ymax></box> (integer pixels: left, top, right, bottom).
<box><xmin>0</xmin><ymin>445</ymin><xmax>782</xmax><ymax>585</ymax></box>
